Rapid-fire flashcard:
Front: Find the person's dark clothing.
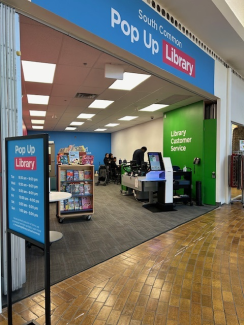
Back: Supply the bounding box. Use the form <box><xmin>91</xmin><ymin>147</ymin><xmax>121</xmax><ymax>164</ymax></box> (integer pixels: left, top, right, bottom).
<box><xmin>104</xmin><ymin>157</ymin><xmax>110</xmax><ymax>165</ymax></box>
<box><xmin>132</xmin><ymin>149</ymin><xmax>145</xmax><ymax>165</ymax></box>
<box><xmin>110</xmin><ymin>160</ymin><xmax>117</xmax><ymax>169</ymax></box>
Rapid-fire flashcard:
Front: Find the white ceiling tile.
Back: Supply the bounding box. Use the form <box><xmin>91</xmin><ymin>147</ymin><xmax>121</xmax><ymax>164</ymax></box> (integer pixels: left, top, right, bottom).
<box><xmin>54</xmin><ymin>65</ymin><xmax>90</xmax><ymax>86</ymax></box>
<box><xmin>20</xmin><ymin>23</ymin><xmax>63</xmax><ymax>63</ymax></box>
<box><xmin>58</xmin><ymin>35</ymin><xmax>101</xmax><ymax>67</ymax></box>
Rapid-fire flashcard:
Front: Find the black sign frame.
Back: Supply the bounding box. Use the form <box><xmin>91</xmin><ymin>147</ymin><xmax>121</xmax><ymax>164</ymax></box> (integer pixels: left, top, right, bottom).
<box><xmin>5</xmin><ymin>134</ymin><xmax>50</xmax><ymax>325</ymax></box>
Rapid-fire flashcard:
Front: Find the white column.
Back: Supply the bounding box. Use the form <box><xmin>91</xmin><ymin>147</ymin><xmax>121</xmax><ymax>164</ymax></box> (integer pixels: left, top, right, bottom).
<box><xmin>0</xmin><ymin>4</ymin><xmax>26</xmax><ymax>311</ymax></box>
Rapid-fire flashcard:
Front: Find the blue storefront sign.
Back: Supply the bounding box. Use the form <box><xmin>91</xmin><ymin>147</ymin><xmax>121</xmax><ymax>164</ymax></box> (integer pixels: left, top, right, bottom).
<box><xmin>7</xmin><ymin>136</ymin><xmax>48</xmax><ymax>244</ymax></box>
<box><xmin>31</xmin><ymin>0</ymin><xmax>215</xmax><ymax>94</ymax></box>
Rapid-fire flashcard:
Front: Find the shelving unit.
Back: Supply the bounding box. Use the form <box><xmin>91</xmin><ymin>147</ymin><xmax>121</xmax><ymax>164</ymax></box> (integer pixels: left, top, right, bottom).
<box><xmin>173</xmin><ymin>170</ymin><xmax>193</xmax><ymax>205</ymax></box>
<box><xmin>56</xmin><ymin>164</ymin><xmax>94</xmax><ymax>222</ymax></box>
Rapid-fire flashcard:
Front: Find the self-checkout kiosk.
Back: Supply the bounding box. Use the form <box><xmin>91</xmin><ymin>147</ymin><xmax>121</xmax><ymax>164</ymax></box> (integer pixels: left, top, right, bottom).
<box><xmin>146</xmin><ymin>152</ymin><xmax>173</xmax><ymax>210</ymax></box>
<box><xmin>121</xmin><ymin>152</ymin><xmax>173</xmax><ymax>210</ymax></box>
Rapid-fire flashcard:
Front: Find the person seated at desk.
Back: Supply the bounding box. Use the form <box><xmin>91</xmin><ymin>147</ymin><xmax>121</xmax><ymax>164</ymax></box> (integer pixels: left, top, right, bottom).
<box><xmin>132</xmin><ymin>146</ymin><xmax>147</xmax><ymax>166</ymax></box>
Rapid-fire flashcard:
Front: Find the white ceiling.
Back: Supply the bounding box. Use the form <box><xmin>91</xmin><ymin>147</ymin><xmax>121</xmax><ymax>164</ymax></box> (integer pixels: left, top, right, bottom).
<box><xmin>20</xmin><ymin>15</ymin><xmax>206</xmax><ymax>133</ymax></box>
<box><xmin>156</xmin><ymin>0</ymin><xmax>244</xmax><ymax>77</ymax></box>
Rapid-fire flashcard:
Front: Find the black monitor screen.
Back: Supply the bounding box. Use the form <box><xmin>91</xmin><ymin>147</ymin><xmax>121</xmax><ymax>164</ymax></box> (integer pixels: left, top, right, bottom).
<box><xmin>148</xmin><ymin>152</ymin><xmax>164</xmax><ymax>171</ymax></box>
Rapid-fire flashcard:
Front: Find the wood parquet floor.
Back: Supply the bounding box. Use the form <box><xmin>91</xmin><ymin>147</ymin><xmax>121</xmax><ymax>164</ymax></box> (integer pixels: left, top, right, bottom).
<box><xmin>1</xmin><ymin>202</ymin><xmax>244</xmax><ymax>324</ymax></box>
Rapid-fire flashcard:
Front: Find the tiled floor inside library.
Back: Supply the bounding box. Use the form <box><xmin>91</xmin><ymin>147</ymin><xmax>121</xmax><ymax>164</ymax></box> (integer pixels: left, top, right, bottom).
<box><xmin>2</xmin><ymin>201</ymin><xmax>244</xmax><ymax>324</ymax></box>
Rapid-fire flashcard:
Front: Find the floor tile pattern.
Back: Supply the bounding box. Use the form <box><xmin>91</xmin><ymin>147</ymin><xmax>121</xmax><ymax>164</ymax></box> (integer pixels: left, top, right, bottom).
<box><xmin>2</xmin><ymin>203</ymin><xmax>244</xmax><ymax>324</ymax></box>
<box><xmin>11</xmin><ymin>183</ymin><xmax>214</xmax><ymax>302</ymax></box>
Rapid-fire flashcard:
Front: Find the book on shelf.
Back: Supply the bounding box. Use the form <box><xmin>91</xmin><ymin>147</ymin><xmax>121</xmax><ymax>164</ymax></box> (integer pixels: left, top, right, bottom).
<box><xmin>69</xmin><ymin>151</ymin><xmax>79</xmax><ymax>164</ymax></box>
<box><xmin>78</xmin><ymin>170</ymin><xmax>84</xmax><ymax>180</ymax></box>
<box><xmin>82</xmin><ymin>196</ymin><xmax>92</xmax><ymax>209</ymax></box>
<box><xmin>67</xmin><ymin>170</ymin><xmax>74</xmax><ymax>181</ymax></box>
<box><xmin>68</xmin><ymin>198</ymin><xmax>74</xmax><ymax>210</ymax></box>
<box><xmin>84</xmin><ymin>183</ymin><xmax>92</xmax><ymax>195</ymax></box>
<box><xmin>60</xmin><ymin>184</ymin><xmax>66</xmax><ymax>192</ymax></box>
<box><xmin>72</xmin><ymin>184</ymin><xmax>80</xmax><ymax>195</ymax></box>
<box><xmin>64</xmin><ymin>199</ymin><xmax>69</xmax><ymax>211</ymax></box>
<box><xmin>73</xmin><ymin>170</ymin><xmax>79</xmax><ymax>181</ymax></box>
<box><xmin>60</xmin><ymin>200</ymin><xmax>65</xmax><ymax>211</ymax></box>
<box><xmin>65</xmin><ymin>184</ymin><xmax>71</xmax><ymax>193</ymax></box>
<box><xmin>79</xmin><ymin>183</ymin><xmax>84</xmax><ymax>195</ymax></box>
<box><xmin>60</xmin><ymin>155</ymin><xmax>69</xmax><ymax>165</ymax></box>
<box><xmin>81</xmin><ymin>155</ymin><xmax>94</xmax><ymax>165</ymax></box>
<box><xmin>74</xmin><ymin>198</ymin><xmax>80</xmax><ymax>210</ymax></box>
<box><xmin>84</xmin><ymin>170</ymin><xmax>92</xmax><ymax>180</ymax></box>
<box><xmin>60</xmin><ymin>170</ymin><xmax>66</xmax><ymax>181</ymax></box>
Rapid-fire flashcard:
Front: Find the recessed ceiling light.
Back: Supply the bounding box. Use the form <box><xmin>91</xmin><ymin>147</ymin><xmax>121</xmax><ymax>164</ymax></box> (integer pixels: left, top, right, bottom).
<box><xmin>118</xmin><ymin>116</ymin><xmax>138</xmax><ymax>121</ymax></box>
<box><xmin>94</xmin><ymin>129</ymin><xmax>107</xmax><ymax>132</ymax></box>
<box><xmin>105</xmin><ymin>123</ymin><xmax>120</xmax><ymax>127</ymax></box>
<box><xmin>70</xmin><ymin>122</ymin><xmax>84</xmax><ymax>126</ymax></box>
<box><xmin>30</xmin><ymin>110</ymin><xmax>46</xmax><ymax>117</ymax></box>
<box><xmin>77</xmin><ymin>113</ymin><xmax>95</xmax><ymax>119</ymax></box>
<box><xmin>22</xmin><ymin>61</ymin><xmax>56</xmax><ymax>83</ymax></box>
<box><xmin>109</xmin><ymin>72</ymin><xmax>151</xmax><ymax>91</ymax></box>
<box><xmin>32</xmin><ymin>126</ymin><xmax>44</xmax><ymax>129</ymax></box>
<box><xmin>31</xmin><ymin>120</ymin><xmax>45</xmax><ymax>124</ymax></box>
<box><xmin>88</xmin><ymin>100</ymin><xmax>114</xmax><ymax>109</ymax></box>
<box><xmin>27</xmin><ymin>95</ymin><xmax>49</xmax><ymax>105</ymax></box>
<box><xmin>139</xmin><ymin>104</ymin><xmax>169</xmax><ymax>112</ymax></box>
<box><xmin>65</xmin><ymin>127</ymin><xmax>77</xmax><ymax>131</ymax></box>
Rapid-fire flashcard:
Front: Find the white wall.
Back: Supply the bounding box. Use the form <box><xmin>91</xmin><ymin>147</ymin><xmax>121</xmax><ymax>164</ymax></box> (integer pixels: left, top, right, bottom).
<box><xmin>111</xmin><ymin>118</ymin><xmax>163</xmax><ymax>161</ymax></box>
<box><xmin>231</xmin><ymin>73</ymin><xmax>244</xmax><ymax>124</ymax></box>
<box><xmin>214</xmin><ymin>61</ymin><xmax>230</xmax><ymax>204</ymax></box>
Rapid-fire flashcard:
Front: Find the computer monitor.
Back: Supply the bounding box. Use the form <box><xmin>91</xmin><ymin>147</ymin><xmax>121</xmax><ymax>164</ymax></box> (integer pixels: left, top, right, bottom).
<box><xmin>148</xmin><ymin>152</ymin><xmax>164</xmax><ymax>171</ymax></box>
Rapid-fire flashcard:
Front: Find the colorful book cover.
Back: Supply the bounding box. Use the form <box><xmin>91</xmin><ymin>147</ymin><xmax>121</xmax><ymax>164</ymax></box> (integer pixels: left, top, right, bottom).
<box><xmin>81</xmin><ymin>155</ymin><xmax>94</xmax><ymax>165</ymax></box>
<box><xmin>64</xmin><ymin>200</ymin><xmax>69</xmax><ymax>211</ymax></box>
<box><xmin>69</xmin><ymin>151</ymin><xmax>79</xmax><ymax>164</ymax></box>
<box><xmin>66</xmin><ymin>184</ymin><xmax>71</xmax><ymax>193</ymax></box>
<box><xmin>60</xmin><ymin>200</ymin><xmax>65</xmax><ymax>211</ymax></box>
<box><xmin>73</xmin><ymin>170</ymin><xmax>79</xmax><ymax>181</ymax></box>
<box><xmin>84</xmin><ymin>183</ymin><xmax>92</xmax><ymax>195</ymax></box>
<box><xmin>60</xmin><ymin>155</ymin><xmax>68</xmax><ymax>165</ymax></box>
<box><xmin>68</xmin><ymin>198</ymin><xmax>74</xmax><ymax>210</ymax></box>
<box><xmin>67</xmin><ymin>170</ymin><xmax>74</xmax><ymax>181</ymax></box>
<box><xmin>79</xmin><ymin>170</ymin><xmax>84</xmax><ymax>180</ymax></box>
<box><xmin>72</xmin><ymin>184</ymin><xmax>80</xmax><ymax>195</ymax></box>
<box><xmin>82</xmin><ymin>196</ymin><xmax>92</xmax><ymax>209</ymax></box>
<box><xmin>60</xmin><ymin>170</ymin><xmax>66</xmax><ymax>181</ymax></box>
<box><xmin>79</xmin><ymin>183</ymin><xmax>84</xmax><ymax>195</ymax></box>
<box><xmin>60</xmin><ymin>184</ymin><xmax>66</xmax><ymax>192</ymax></box>
<box><xmin>74</xmin><ymin>198</ymin><xmax>80</xmax><ymax>210</ymax></box>
<box><xmin>84</xmin><ymin>170</ymin><xmax>92</xmax><ymax>180</ymax></box>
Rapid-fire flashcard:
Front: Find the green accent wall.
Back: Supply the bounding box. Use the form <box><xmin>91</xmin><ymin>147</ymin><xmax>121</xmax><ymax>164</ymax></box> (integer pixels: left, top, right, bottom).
<box><xmin>163</xmin><ymin>101</ymin><xmax>204</xmax><ymax>200</ymax></box>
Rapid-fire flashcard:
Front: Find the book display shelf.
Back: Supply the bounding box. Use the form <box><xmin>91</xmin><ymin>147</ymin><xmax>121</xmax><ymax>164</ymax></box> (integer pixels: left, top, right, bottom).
<box><xmin>56</xmin><ymin>164</ymin><xmax>94</xmax><ymax>223</ymax></box>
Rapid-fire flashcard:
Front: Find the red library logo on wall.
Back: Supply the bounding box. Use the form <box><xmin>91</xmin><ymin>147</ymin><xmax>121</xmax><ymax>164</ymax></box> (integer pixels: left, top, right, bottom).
<box><xmin>163</xmin><ymin>40</ymin><xmax>196</xmax><ymax>77</ymax></box>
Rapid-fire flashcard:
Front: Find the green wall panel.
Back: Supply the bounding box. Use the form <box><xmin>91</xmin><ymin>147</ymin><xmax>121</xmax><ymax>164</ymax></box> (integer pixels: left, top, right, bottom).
<box><xmin>163</xmin><ymin>101</ymin><xmax>204</xmax><ymax>200</ymax></box>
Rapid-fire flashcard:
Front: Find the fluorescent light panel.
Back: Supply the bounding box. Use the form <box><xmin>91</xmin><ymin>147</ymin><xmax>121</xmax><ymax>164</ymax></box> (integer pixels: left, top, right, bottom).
<box><xmin>27</xmin><ymin>94</ymin><xmax>49</xmax><ymax>105</ymax></box>
<box><xmin>77</xmin><ymin>113</ymin><xmax>95</xmax><ymax>119</ymax></box>
<box><xmin>32</xmin><ymin>126</ymin><xmax>43</xmax><ymax>129</ymax></box>
<box><xmin>105</xmin><ymin>123</ymin><xmax>120</xmax><ymax>127</ymax></box>
<box><xmin>94</xmin><ymin>129</ymin><xmax>107</xmax><ymax>132</ymax></box>
<box><xmin>70</xmin><ymin>122</ymin><xmax>84</xmax><ymax>126</ymax></box>
<box><xmin>118</xmin><ymin>116</ymin><xmax>138</xmax><ymax>121</ymax></box>
<box><xmin>22</xmin><ymin>61</ymin><xmax>56</xmax><ymax>83</ymax></box>
<box><xmin>30</xmin><ymin>110</ymin><xmax>46</xmax><ymax>117</ymax></box>
<box><xmin>89</xmin><ymin>100</ymin><xmax>114</xmax><ymax>109</ymax></box>
<box><xmin>31</xmin><ymin>120</ymin><xmax>45</xmax><ymax>124</ymax></box>
<box><xmin>139</xmin><ymin>104</ymin><xmax>169</xmax><ymax>112</ymax></box>
<box><xmin>65</xmin><ymin>127</ymin><xmax>77</xmax><ymax>131</ymax></box>
<box><xmin>109</xmin><ymin>72</ymin><xmax>151</xmax><ymax>90</ymax></box>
